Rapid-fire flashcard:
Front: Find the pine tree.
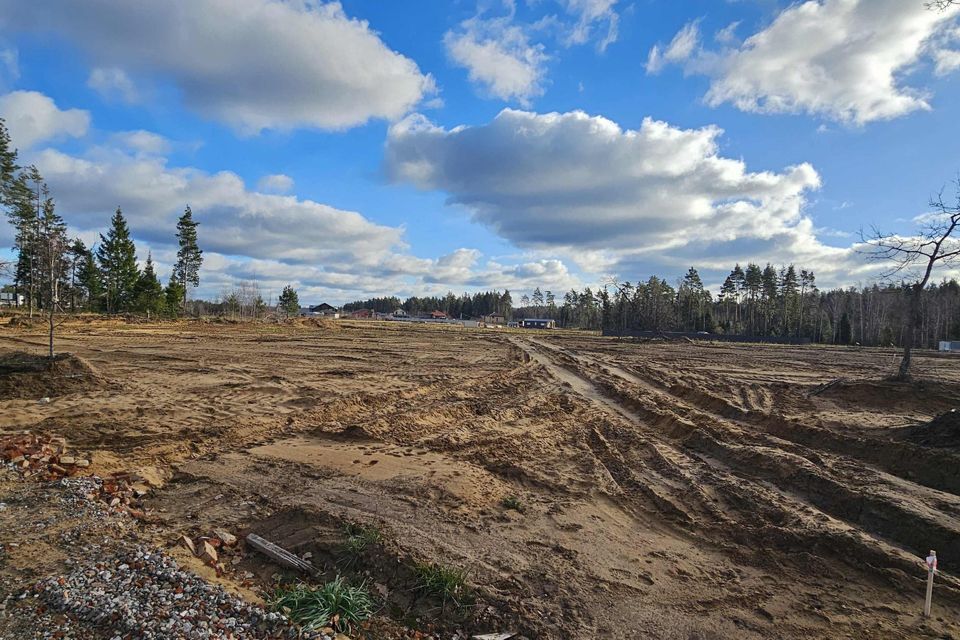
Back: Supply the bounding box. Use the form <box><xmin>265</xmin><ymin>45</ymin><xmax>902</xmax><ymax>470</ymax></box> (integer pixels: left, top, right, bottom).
<box><xmin>77</xmin><ymin>247</ymin><xmax>103</xmax><ymax>312</ymax></box>
<box><xmin>164</xmin><ymin>275</ymin><xmax>186</xmax><ymax>317</ymax></box>
<box><xmin>174</xmin><ymin>206</ymin><xmax>203</xmax><ymax>312</ymax></box>
<box><xmin>278</xmin><ymin>285</ymin><xmax>300</xmax><ymax>317</ymax></box>
<box><xmin>97</xmin><ymin>207</ymin><xmax>140</xmax><ymax>313</ymax></box>
<box><xmin>133</xmin><ymin>253</ymin><xmax>165</xmax><ymax>316</ymax></box>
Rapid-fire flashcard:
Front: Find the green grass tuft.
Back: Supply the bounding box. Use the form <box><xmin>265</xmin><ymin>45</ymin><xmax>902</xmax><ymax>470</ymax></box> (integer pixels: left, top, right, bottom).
<box><xmin>501</xmin><ymin>495</ymin><xmax>524</xmax><ymax>512</ymax></box>
<box><xmin>271</xmin><ymin>577</ymin><xmax>375</xmax><ymax>633</ymax></box>
<box><xmin>339</xmin><ymin>522</ymin><xmax>383</xmax><ymax>568</ymax></box>
<box><xmin>413</xmin><ymin>561</ymin><xmax>472</xmax><ymax>608</ymax></box>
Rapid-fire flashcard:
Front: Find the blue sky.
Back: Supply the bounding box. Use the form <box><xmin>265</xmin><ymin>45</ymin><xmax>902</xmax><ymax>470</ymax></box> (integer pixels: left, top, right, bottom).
<box><xmin>0</xmin><ymin>0</ymin><xmax>959</xmax><ymax>304</ymax></box>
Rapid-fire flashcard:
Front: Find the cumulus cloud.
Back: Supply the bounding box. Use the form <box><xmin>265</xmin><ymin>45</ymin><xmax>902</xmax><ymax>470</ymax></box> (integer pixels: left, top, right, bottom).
<box><xmin>257</xmin><ymin>174</ymin><xmax>295</xmax><ymax>194</ymax></box>
<box><xmin>647</xmin><ymin>20</ymin><xmax>700</xmax><ymax>74</ymax></box>
<box><xmin>382</xmin><ymin>108</ymin><xmax>898</xmax><ymax>286</ymax></box>
<box><xmin>445</xmin><ymin>15</ymin><xmax>548</xmax><ymax>105</ymax></box>
<box><xmin>33</xmin><ymin>147</ymin><xmax>403</xmax><ymax>267</ymax></box>
<box><xmin>656</xmin><ymin>0</ymin><xmax>960</xmax><ymax>124</ymax></box>
<box><xmin>387</xmin><ymin>108</ymin><xmax>821</xmax><ymax>250</ymax></box>
<box><xmin>2</xmin><ymin>0</ymin><xmax>434</xmax><ymax>132</ymax></box>
<box><xmin>0</xmin><ymin>90</ymin><xmax>90</xmax><ymax>149</ymax></box>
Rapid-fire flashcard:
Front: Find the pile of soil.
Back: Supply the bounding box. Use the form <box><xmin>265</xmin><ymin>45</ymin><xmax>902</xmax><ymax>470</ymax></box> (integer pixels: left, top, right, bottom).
<box><xmin>903</xmin><ymin>409</ymin><xmax>960</xmax><ymax>449</ymax></box>
<box><xmin>0</xmin><ymin>351</ymin><xmax>107</xmax><ymax>400</ymax></box>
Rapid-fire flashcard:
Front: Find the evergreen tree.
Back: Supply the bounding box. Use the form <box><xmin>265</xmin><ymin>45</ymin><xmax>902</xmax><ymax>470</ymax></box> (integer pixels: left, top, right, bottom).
<box><xmin>97</xmin><ymin>207</ymin><xmax>140</xmax><ymax>313</ymax></box>
<box><xmin>174</xmin><ymin>205</ymin><xmax>203</xmax><ymax>312</ymax></box>
<box><xmin>164</xmin><ymin>275</ymin><xmax>186</xmax><ymax>317</ymax></box>
<box><xmin>68</xmin><ymin>238</ymin><xmax>87</xmax><ymax>311</ymax></box>
<box><xmin>532</xmin><ymin>287</ymin><xmax>544</xmax><ymax>309</ymax></box>
<box><xmin>133</xmin><ymin>253</ymin><xmax>165</xmax><ymax>316</ymax></box>
<box><xmin>278</xmin><ymin>285</ymin><xmax>300</xmax><ymax>317</ymax></box>
<box><xmin>77</xmin><ymin>247</ymin><xmax>103</xmax><ymax>312</ymax></box>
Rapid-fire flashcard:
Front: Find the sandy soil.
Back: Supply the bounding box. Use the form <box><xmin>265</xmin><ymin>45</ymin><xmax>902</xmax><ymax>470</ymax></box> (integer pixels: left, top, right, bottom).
<box><xmin>2</xmin><ymin>317</ymin><xmax>960</xmax><ymax>638</ymax></box>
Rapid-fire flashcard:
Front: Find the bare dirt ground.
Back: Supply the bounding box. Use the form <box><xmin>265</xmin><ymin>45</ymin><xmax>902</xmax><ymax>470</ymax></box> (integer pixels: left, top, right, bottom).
<box><xmin>2</xmin><ymin>317</ymin><xmax>960</xmax><ymax>638</ymax></box>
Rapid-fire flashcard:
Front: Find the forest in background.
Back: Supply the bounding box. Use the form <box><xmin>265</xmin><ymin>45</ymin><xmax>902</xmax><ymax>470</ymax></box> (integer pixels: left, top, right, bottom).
<box><xmin>343</xmin><ymin>264</ymin><xmax>956</xmax><ymax>349</ymax></box>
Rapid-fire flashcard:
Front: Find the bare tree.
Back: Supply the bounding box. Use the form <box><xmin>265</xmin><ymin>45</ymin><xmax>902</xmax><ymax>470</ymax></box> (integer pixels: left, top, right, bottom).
<box><xmin>927</xmin><ymin>1</ymin><xmax>958</xmax><ymax>10</ymax></box>
<box><xmin>862</xmin><ymin>178</ymin><xmax>960</xmax><ymax>379</ymax></box>
<box><xmin>37</xmin><ymin>197</ymin><xmax>68</xmax><ymax>360</ymax></box>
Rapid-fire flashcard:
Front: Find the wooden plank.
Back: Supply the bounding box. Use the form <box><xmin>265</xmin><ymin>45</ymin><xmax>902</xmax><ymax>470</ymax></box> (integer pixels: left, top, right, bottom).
<box><xmin>245</xmin><ymin>533</ymin><xmax>319</xmax><ymax>576</ymax></box>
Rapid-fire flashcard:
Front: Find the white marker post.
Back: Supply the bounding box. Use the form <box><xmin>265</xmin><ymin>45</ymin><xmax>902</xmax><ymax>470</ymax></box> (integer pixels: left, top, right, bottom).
<box><xmin>924</xmin><ymin>550</ymin><xmax>937</xmax><ymax>617</ymax></box>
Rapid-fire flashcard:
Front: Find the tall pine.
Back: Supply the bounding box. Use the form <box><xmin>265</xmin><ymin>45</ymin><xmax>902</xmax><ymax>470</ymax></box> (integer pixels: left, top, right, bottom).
<box><xmin>97</xmin><ymin>207</ymin><xmax>139</xmax><ymax>313</ymax></box>
<box><xmin>174</xmin><ymin>206</ymin><xmax>202</xmax><ymax>312</ymax></box>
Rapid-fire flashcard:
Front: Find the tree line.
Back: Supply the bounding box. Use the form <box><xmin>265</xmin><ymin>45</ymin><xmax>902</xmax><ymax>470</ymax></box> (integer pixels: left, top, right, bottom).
<box><xmin>342</xmin><ymin>290</ymin><xmax>513</xmax><ymax>318</ymax></box>
<box><xmin>1</xmin><ymin>119</ymin><xmax>204</xmax><ymax>321</ymax></box>
<box><xmin>341</xmin><ymin>264</ymin><xmax>959</xmax><ymax>350</ymax></box>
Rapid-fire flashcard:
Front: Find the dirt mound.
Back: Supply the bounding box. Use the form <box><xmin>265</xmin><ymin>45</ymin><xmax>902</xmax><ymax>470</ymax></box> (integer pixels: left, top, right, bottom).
<box><xmin>816</xmin><ymin>379</ymin><xmax>960</xmax><ymax>414</ymax></box>
<box><xmin>293</xmin><ymin>316</ymin><xmax>341</xmax><ymax>331</ymax></box>
<box><xmin>7</xmin><ymin>316</ymin><xmax>36</xmax><ymax>328</ymax></box>
<box><xmin>903</xmin><ymin>409</ymin><xmax>960</xmax><ymax>449</ymax></box>
<box><xmin>0</xmin><ymin>352</ymin><xmax>108</xmax><ymax>400</ymax></box>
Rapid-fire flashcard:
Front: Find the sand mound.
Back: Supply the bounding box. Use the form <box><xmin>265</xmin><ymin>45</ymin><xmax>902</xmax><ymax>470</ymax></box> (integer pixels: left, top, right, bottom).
<box><xmin>293</xmin><ymin>316</ymin><xmax>341</xmax><ymax>331</ymax></box>
<box><xmin>903</xmin><ymin>409</ymin><xmax>960</xmax><ymax>449</ymax></box>
<box><xmin>0</xmin><ymin>352</ymin><xmax>107</xmax><ymax>400</ymax></box>
<box><xmin>817</xmin><ymin>379</ymin><xmax>960</xmax><ymax>414</ymax></box>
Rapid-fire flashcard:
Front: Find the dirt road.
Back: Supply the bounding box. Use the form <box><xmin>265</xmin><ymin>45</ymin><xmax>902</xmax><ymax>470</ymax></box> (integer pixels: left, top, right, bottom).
<box><xmin>2</xmin><ymin>319</ymin><xmax>959</xmax><ymax>638</ymax></box>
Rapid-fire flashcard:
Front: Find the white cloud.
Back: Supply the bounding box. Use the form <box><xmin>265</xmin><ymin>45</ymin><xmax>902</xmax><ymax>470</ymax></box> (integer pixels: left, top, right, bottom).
<box><xmin>33</xmin><ymin>147</ymin><xmax>403</xmax><ymax>267</ymax></box>
<box><xmin>445</xmin><ymin>15</ymin><xmax>548</xmax><ymax>105</ymax></box>
<box><xmin>0</xmin><ymin>46</ymin><xmax>18</xmax><ymax>86</ymax></box>
<box><xmin>110</xmin><ymin>130</ymin><xmax>171</xmax><ymax>155</ymax></box>
<box><xmin>257</xmin><ymin>173</ymin><xmax>295</xmax><ymax>194</ymax></box>
<box><xmin>714</xmin><ymin>21</ymin><xmax>740</xmax><ymax>45</ymax></box>
<box><xmin>2</xmin><ymin>0</ymin><xmax>435</xmax><ymax>133</ymax></box>
<box><xmin>87</xmin><ymin>67</ymin><xmax>138</xmax><ymax>103</ymax></box>
<box><xmin>659</xmin><ymin>1</ymin><xmax>960</xmax><ymax>124</ymax></box>
<box><xmin>562</xmin><ymin>0</ymin><xmax>619</xmax><ymax>51</ymax></box>
<box><xmin>647</xmin><ymin>20</ymin><xmax>700</xmax><ymax>74</ymax></box>
<box><xmin>934</xmin><ymin>49</ymin><xmax>960</xmax><ymax>75</ymax></box>
<box><xmin>0</xmin><ymin>90</ymin><xmax>90</xmax><ymax>149</ymax></box>
<box><xmin>383</xmin><ymin>108</ymin><xmax>899</xmax><ymax>286</ymax></box>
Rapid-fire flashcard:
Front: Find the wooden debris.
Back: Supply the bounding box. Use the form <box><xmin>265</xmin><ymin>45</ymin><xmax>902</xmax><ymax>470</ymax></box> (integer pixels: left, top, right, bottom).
<box><xmin>181</xmin><ymin>535</ymin><xmax>197</xmax><ymax>556</ymax></box>
<box><xmin>213</xmin><ymin>528</ymin><xmax>237</xmax><ymax>546</ymax></box>
<box><xmin>201</xmin><ymin>540</ymin><xmax>219</xmax><ymax>565</ymax></box>
<box><xmin>245</xmin><ymin>533</ymin><xmax>319</xmax><ymax>576</ymax></box>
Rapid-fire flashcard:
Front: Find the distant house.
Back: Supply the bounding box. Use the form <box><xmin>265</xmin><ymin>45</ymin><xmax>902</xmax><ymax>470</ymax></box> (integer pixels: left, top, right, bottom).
<box><xmin>481</xmin><ymin>314</ymin><xmax>506</xmax><ymax>326</ymax></box>
<box><xmin>393</xmin><ymin>308</ymin><xmax>409</xmax><ymax>318</ymax></box>
<box><xmin>520</xmin><ymin>318</ymin><xmax>556</xmax><ymax>329</ymax></box>
<box><xmin>429</xmin><ymin>310</ymin><xmax>448</xmax><ymax>319</ymax></box>
<box><xmin>309</xmin><ymin>303</ymin><xmax>339</xmax><ymax>318</ymax></box>
<box><xmin>0</xmin><ymin>292</ymin><xmax>24</xmax><ymax>307</ymax></box>
<box><xmin>940</xmin><ymin>341</ymin><xmax>960</xmax><ymax>352</ymax></box>
<box><xmin>350</xmin><ymin>309</ymin><xmax>373</xmax><ymax>319</ymax></box>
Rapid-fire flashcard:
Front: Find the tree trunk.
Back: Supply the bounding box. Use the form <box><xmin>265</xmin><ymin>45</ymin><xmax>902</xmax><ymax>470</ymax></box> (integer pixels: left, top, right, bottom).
<box><xmin>898</xmin><ymin>284</ymin><xmax>922</xmax><ymax>380</ymax></box>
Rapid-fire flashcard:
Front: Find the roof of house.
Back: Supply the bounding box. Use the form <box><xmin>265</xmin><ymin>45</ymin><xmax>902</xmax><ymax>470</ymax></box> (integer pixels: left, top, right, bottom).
<box><xmin>310</xmin><ymin>303</ymin><xmax>336</xmax><ymax>312</ymax></box>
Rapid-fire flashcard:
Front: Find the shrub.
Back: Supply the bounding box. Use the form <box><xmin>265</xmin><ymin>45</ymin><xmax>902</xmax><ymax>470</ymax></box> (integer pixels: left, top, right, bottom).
<box><xmin>501</xmin><ymin>495</ymin><xmax>524</xmax><ymax>512</ymax></box>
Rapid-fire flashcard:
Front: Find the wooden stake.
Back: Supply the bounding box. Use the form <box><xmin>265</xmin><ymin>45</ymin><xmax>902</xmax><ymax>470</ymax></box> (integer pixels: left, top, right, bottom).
<box><xmin>924</xmin><ymin>550</ymin><xmax>937</xmax><ymax>617</ymax></box>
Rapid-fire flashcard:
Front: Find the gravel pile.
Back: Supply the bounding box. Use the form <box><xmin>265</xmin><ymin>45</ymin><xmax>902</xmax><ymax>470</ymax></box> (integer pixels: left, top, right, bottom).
<box><xmin>30</xmin><ymin>545</ymin><xmax>320</xmax><ymax>639</ymax></box>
